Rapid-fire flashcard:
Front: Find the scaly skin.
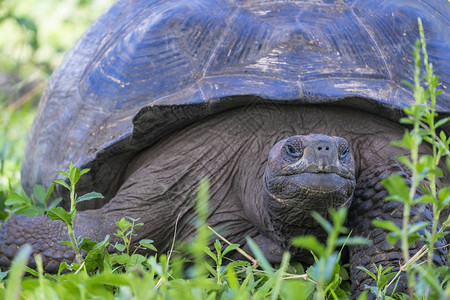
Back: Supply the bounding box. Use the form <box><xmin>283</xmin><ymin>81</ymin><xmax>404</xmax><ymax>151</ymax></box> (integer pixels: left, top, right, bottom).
<box><xmin>0</xmin><ymin>122</ymin><xmax>447</xmax><ymax>296</ymax></box>
<box><xmin>349</xmin><ymin>160</ymin><xmax>447</xmax><ymax>297</ymax></box>
<box><xmin>0</xmin><ymin>215</ymin><xmax>72</xmax><ymax>273</ymax></box>
<box><xmin>259</xmin><ymin>136</ymin><xmax>447</xmax><ymax>296</ymax></box>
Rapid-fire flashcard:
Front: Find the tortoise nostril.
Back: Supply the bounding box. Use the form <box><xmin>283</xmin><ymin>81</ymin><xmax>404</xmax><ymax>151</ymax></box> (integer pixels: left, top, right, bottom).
<box><xmin>318</xmin><ymin>146</ymin><xmax>322</xmax><ymax>150</ymax></box>
<box><xmin>326</xmin><ymin>147</ymin><xmax>329</xmax><ymax>150</ymax></box>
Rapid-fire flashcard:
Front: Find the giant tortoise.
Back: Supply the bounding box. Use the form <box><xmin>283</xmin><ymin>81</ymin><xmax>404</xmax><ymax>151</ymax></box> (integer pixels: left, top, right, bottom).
<box><xmin>1</xmin><ymin>0</ymin><xmax>449</xmax><ymax>295</ymax></box>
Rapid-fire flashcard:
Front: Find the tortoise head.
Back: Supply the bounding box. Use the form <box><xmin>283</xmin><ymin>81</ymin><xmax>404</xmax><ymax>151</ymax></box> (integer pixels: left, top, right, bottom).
<box><xmin>263</xmin><ymin>134</ymin><xmax>356</xmax><ymax>228</ymax></box>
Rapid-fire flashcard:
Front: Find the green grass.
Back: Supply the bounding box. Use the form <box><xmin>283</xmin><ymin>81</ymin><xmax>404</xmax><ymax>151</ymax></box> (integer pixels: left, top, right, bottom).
<box><xmin>0</xmin><ymin>105</ymin><xmax>35</xmax><ymax>190</ymax></box>
<box><xmin>0</xmin><ymin>105</ymin><xmax>35</xmax><ymax>220</ymax></box>
<box><xmin>0</xmin><ymin>0</ymin><xmax>114</xmax><ymax>217</ymax></box>
<box><xmin>0</xmin><ymin>0</ymin><xmax>115</xmax><ymax>82</ymax></box>
<box><xmin>0</xmin><ymin>7</ymin><xmax>448</xmax><ymax>299</ymax></box>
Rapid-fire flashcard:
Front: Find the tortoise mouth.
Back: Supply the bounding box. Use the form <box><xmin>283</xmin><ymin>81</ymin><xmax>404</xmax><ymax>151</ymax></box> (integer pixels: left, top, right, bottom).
<box><xmin>286</xmin><ymin>172</ymin><xmax>350</xmax><ymax>193</ymax></box>
<box><xmin>263</xmin><ymin>171</ymin><xmax>356</xmax><ymax>206</ymax></box>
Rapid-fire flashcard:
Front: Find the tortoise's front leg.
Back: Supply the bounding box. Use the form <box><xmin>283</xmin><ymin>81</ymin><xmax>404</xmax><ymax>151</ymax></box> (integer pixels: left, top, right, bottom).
<box><xmin>348</xmin><ymin>160</ymin><xmax>447</xmax><ymax>297</ymax></box>
<box><xmin>0</xmin><ymin>210</ymin><xmax>109</xmax><ymax>272</ymax></box>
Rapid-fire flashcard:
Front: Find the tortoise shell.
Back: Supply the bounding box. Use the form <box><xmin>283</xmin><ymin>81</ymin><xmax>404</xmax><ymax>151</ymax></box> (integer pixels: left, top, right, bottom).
<box><xmin>22</xmin><ymin>0</ymin><xmax>450</xmax><ymax>207</ymax></box>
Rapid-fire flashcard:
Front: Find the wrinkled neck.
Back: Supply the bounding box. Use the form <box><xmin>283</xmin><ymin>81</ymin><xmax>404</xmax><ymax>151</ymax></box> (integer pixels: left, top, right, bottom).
<box><xmin>260</xmin><ymin>164</ymin><xmax>357</xmax><ymax>244</ymax></box>
<box><xmin>261</xmin><ymin>177</ymin><xmax>331</xmax><ymax>244</ymax></box>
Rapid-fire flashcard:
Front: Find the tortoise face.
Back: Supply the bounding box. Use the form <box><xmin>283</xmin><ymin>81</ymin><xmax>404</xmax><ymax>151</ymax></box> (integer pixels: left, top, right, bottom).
<box><xmin>263</xmin><ymin>134</ymin><xmax>356</xmax><ymax>220</ymax></box>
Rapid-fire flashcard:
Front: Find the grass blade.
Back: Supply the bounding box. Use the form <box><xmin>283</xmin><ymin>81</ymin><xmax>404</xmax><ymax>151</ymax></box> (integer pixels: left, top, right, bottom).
<box><xmin>5</xmin><ymin>244</ymin><xmax>32</xmax><ymax>300</ymax></box>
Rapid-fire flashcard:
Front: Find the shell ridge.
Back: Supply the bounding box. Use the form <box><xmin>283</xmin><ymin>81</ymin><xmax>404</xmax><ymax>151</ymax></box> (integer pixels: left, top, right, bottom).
<box><xmin>21</xmin><ymin>0</ymin><xmax>450</xmax><ymax>202</ymax></box>
<box><xmin>348</xmin><ymin>8</ymin><xmax>393</xmax><ymax>80</ymax></box>
<box><xmin>201</xmin><ymin>7</ymin><xmax>239</xmax><ymax>79</ymax></box>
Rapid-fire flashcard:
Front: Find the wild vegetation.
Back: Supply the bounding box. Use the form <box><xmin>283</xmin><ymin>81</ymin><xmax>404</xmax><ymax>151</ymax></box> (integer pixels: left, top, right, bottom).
<box><xmin>0</xmin><ymin>0</ymin><xmax>115</xmax><ymax>206</ymax></box>
<box><xmin>0</xmin><ymin>1</ymin><xmax>448</xmax><ymax>298</ymax></box>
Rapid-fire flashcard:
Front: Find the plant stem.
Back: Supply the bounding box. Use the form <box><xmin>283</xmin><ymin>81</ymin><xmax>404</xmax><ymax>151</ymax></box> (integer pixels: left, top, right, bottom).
<box><xmin>69</xmin><ymin>183</ymin><xmax>82</xmax><ymax>264</ymax></box>
<box><xmin>70</xmin><ymin>184</ymin><xmax>76</xmax><ymax>211</ymax></box>
<box><xmin>418</xmin><ymin>18</ymin><xmax>442</xmax><ymax>268</ymax></box>
<box><xmin>68</xmin><ymin>224</ymin><xmax>82</xmax><ymax>264</ymax></box>
<box><xmin>401</xmin><ymin>37</ymin><xmax>424</xmax><ymax>296</ymax></box>
<box><xmin>208</xmin><ymin>226</ymin><xmax>258</xmax><ymax>267</ymax></box>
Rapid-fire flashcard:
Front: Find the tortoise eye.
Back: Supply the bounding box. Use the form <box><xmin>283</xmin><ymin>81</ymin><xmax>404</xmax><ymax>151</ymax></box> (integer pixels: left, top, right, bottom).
<box><xmin>285</xmin><ymin>142</ymin><xmax>302</xmax><ymax>158</ymax></box>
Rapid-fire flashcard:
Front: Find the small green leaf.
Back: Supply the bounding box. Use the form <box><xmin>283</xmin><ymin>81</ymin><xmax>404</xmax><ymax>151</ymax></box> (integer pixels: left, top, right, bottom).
<box><xmin>204</xmin><ymin>262</ymin><xmax>216</xmax><ymax>277</ymax></box>
<box><xmin>127</xmin><ymin>217</ymin><xmax>141</xmax><ymax>222</ymax></box>
<box><xmin>382</xmin><ymin>175</ymin><xmax>410</xmax><ymax>202</ymax></box>
<box><xmin>80</xmin><ymin>168</ymin><xmax>90</xmax><ymax>176</ymax></box>
<box><xmin>13</xmin><ymin>206</ymin><xmax>45</xmax><ymax>217</ymax></box>
<box><xmin>407</xmin><ymin>233</ymin><xmax>421</xmax><ymax>246</ymax></box>
<box><xmin>53</xmin><ymin>179</ymin><xmax>70</xmax><ymax>191</ymax></box>
<box><xmin>423</xmin><ymin>136</ymin><xmax>434</xmax><ymax>145</ymax></box>
<box><xmin>79</xmin><ymin>237</ymin><xmax>99</xmax><ymax>252</ymax></box>
<box><xmin>48</xmin><ymin>197</ymin><xmax>63</xmax><ymax>210</ymax></box>
<box><xmin>400</xmin><ymin>117</ymin><xmax>414</xmax><ymax>125</ymax></box>
<box><xmin>438</xmin><ymin>187</ymin><xmax>450</xmax><ymax>207</ymax></box>
<box><xmin>92</xmin><ymin>235</ymin><xmax>110</xmax><ymax>250</ymax></box>
<box><xmin>6</xmin><ymin>189</ymin><xmax>26</xmax><ymax>202</ymax></box>
<box><xmin>373</xmin><ymin>219</ymin><xmax>401</xmax><ymax>234</ymax></box>
<box><xmin>213</xmin><ymin>240</ymin><xmax>222</xmax><ymax>256</ymax></box>
<box><xmin>395</xmin><ymin>155</ymin><xmax>413</xmax><ymax>170</ymax></box>
<box><xmin>402</xmin><ymin>132</ymin><xmax>419</xmax><ymax>149</ymax></box>
<box><xmin>4</xmin><ymin>199</ymin><xmax>24</xmax><ymax>206</ymax></box>
<box><xmin>113</xmin><ymin>253</ymin><xmax>131</xmax><ymax>265</ymax></box>
<box><xmin>379</xmin><ymin>265</ymin><xmax>395</xmax><ymax>276</ymax></box>
<box><xmin>378</xmin><ymin>270</ymin><xmax>396</xmax><ymax>288</ymax></box>
<box><xmin>24</xmin><ymin>266</ymin><xmax>38</xmax><ymax>277</ymax></box>
<box><xmin>311</xmin><ymin>211</ymin><xmax>333</xmax><ymax>233</ymax></box>
<box><xmin>386</xmin><ymin>232</ymin><xmax>400</xmax><ymax>245</ymax></box>
<box><xmin>439</xmin><ymin>129</ymin><xmax>447</xmax><ymax>142</ymax></box>
<box><xmin>418</xmin><ymin>154</ymin><xmax>434</xmax><ymax>169</ymax></box>
<box><xmin>434</xmin><ymin>232</ymin><xmax>447</xmax><ymax>239</ymax></box>
<box><xmin>203</xmin><ymin>246</ymin><xmax>217</xmax><ymax>262</ymax></box>
<box><xmin>416</xmin><ymin>265</ymin><xmax>444</xmax><ymax>293</ymax></box>
<box><xmin>115</xmin><ymin>218</ymin><xmax>128</xmax><ymax>230</ymax></box>
<box><xmin>47</xmin><ymin>207</ymin><xmax>72</xmax><ymax>226</ymax></box>
<box><xmin>45</xmin><ymin>183</ymin><xmax>56</xmax><ymax>202</ymax></box>
<box><xmin>57</xmin><ymin>170</ymin><xmax>70</xmax><ymax>178</ymax></box>
<box><xmin>69</xmin><ymin>165</ymin><xmax>80</xmax><ymax>185</ymax></box>
<box><xmin>415</xmin><ymin>194</ymin><xmax>437</xmax><ymax>205</ymax></box>
<box><xmin>139</xmin><ymin>238</ymin><xmax>154</xmax><ymax>244</ymax></box>
<box><xmin>356</xmin><ymin>266</ymin><xmax>376</xmax><ymax>281</ymax></box>
<box><xmin>76</xmin><ymin>192</ymin><xmax>104</xmax><ymax>204</ymax></box>
<box><xmin>222</xmin><ymin>243</ymin><xmax>240</xmax><ymax>256</ymax></box>
<box><xmin>357</xmin><ymin>291</ymin><xmax>368</xmax><ymax>300</ymax></box>
<box><xmin>59</xmin><ymin>241</ymin><xmax>73</xmax><ymax>247</ymax></box>
<box><xmin>129</xmin><ymin>254</ymin><xmax>146</xmax><ymax>265</ymax></box>
<box><xmin>139</xmin><ymin>239</ymin><xmax>157</xmax><ymax>252</ymax></box>
<box><xmin>339</xmin><ymin>265</ymin><xmax>349</xmax><ymax>280</ymax></box>
<box><xmin>407</xmin><ymin>221</ymin><xmax>429</xmax><ymax>235</ymax></box>
<box><xmin>292</xmin><ymin>235</ymin><xmax>326</xmax><ymax>257</ymax></box>
<box><xmin>336</xmin><ymin>236</ymin><xmax>371</xmax><ymax>246</ymax></box>
<box><xmin>114</xmin><ymin>243</ymin><xmax>126</xmax><ymax>252</ymax></box>
<box><xmin>311</xmin><ymin>253</ymin><xmax>339</xmax><ymax>284</ymax></box>
<box><xmin>330</xmin><ymin>207</ymin><xmax>348</xmax><ymax>234</ymax></box>
<box><xmin>33</xmin><ymin>185</ymin><xmax>46</xmax><ymax>204</ymax></box>
<box><xmin>428</xmin><ymin>167</ymin><xmax>444</xmax><ymax>177</ymax></box>
<box><xmin>246</xmin><ymin>237</ymin><xmax>273</xmax><ymax>275</ymax></box>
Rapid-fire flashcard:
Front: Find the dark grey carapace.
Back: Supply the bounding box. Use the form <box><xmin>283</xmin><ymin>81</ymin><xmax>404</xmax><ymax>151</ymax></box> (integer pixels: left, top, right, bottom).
<box><xmin>1</xmin><ymin>0</ymin><xmax>448</xmax><ymax>297</ymax></box>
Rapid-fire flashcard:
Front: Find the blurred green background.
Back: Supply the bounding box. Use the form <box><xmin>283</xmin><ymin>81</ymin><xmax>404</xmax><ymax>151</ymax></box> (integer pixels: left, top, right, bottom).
<box><xmin>0</xmin><ymin>0</ymin><xmax>115</xmax><ymax>201</ymax></box>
